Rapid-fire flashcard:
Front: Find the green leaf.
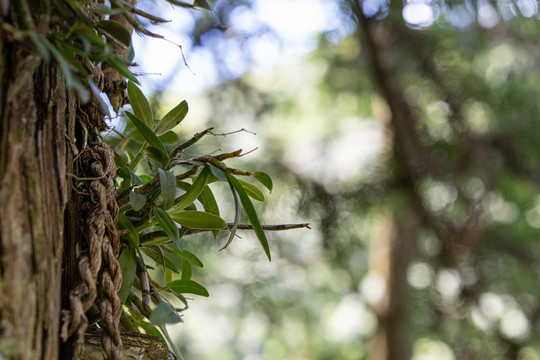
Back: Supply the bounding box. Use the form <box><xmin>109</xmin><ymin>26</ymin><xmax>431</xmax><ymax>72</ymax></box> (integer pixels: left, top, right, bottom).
<box><xmin>169</xmin><ymin>210</ymin><xmax>227</xmax><ymax>230</ymax></box>
<box><xmin>237</xmin><ymin>179</ymin><xmax>265</xmax><ymax>202</ymax></box>
<box><xmin>127</xmin><ymin>81</ymin><xmax>153</xmax><ymax>127</ymax></box>
<box><xmin>194</xmin><ymin>0</ymin><xmax>212</xmax><ymax>10</ymax></box>
<box><xmin>125</xmin><ymin>111</ymin><xmax>168</xmax><ymax>164</ymax></box>
<box><xmin>208</xmin><ymin>163</ymin><xmax>227</xmax><ymax>181</ymax></box>
<box><xmin>29</xmin><ymin>33</ymin><xmax>51</xmax><ymax>63</ymax></box>
<box><xmin>147</xmin><ymin>244</ymin><xmax>167</xmax><ymax>270</ymax></box>
<box><xmin>149</xmin><ymin>302</ymin><xmax>182</xmax><ymax>325</ymax></box>
<box><xmin>118</xmin><ymin>213</ymin><xmax>139</xmax><ymax>247</ymax></box>
<box><xmin>174</xmin><ymin>167</ymin><xmax>208</xmax><ymax>210</ymax></box>
<box><xmin>199</xmin><ymin>185</ymin><xmax>221</xmax><ymax>239</ymax></box>
<box><xmin>154</xmin><ymin>100</ymin><xmax>188</xmax><ymax>136</ymax></box>
<box><xmin>45</xmin><ymin>40</ymin><xmax>90</xmax><ymax>102</ymax></box>
<box><xmin>114</xmin><ymin>151</ymin><xmax>129</xmax><ymax>168</ymax></box>
<box><xmin>168</xmin><ymin>279</ymin><xmax>209</xmax><ymax>297</ymax></box>
<box><xmin>176</xmin><ymin>249</ymin><xmax>204</xmax><ymax>268</ymax></box>
<box><xmin>140</xmin><ymin>174</ymin><xmax>154</xmax><ymax>184</ymax></box>
<box><xmin>125</xmin><ymin>42</ymin><xmax>135</xmax><ymax>63</ymax></box>
<box><xmin>228</xmin><ymin>174</ymin><xmax>271</xmax><ymax>261</ymax></box>
<box><xmin>136</xmin><ymin>320</ymin><xmax>163</xmax><ymax>339</ymax></box>
<box><xmin>117</xmin><ymin>246</ymin><xmax>137</xmax><ymax>302</ymax></box>
<box><xmin>106</xmin><ymin>54</ymin><xmax>138</xmax><ymax>83</ymax></box>
<box><xmin>94</xmin><ymin>4</ymin><xmax>130</xmax><ymax>15</ymax></box>
<box><xmin>145</xmin><ymin>146</ymin><xmax>170</xmax><ymax>167</ymax></box>
<box><xmin>96</xmin><ymin>20</ymin><xmax>132</xmax><ymax>46</ymax></box>
<box><xmin>158</xmin><ymin>130</ymin><xmax>179</xmax><ymax>144</ymax></box>
<box><xmin>181</xmin><ymin>261</ymin><xmax>192</xmax><ymax>280</ymax></box>
<box><xmin>220</xmin><ymin>180</ymin><xmax>240</xmax><ymax>251</ymax></box>
<box><xmin>152</xmin><ymin>207</ymin><xmax>182</xmax><ymax>250</ymax></box>
<box><xmin>159</xmin><ymin>168</ymin><xmax>176</xmax><ymax>210</ymax></box>
<box><xmin>160</xmin><ymin>248</ymin><xmax>183</xmax><ymax>273</ymax></box>
<box><xmin>117</xmin><ymin>166</ymin><xmax>142</xmax><ymax>185</ymax></box>
<box><xmin>129</xmin><ymin>190</ymin><xmax>146</xmax><ymax>211</ymax></box>
<box><xmin>253</xmin><ymin>172</ymin><xmax>273</xmax><ymax>192</ymax></box>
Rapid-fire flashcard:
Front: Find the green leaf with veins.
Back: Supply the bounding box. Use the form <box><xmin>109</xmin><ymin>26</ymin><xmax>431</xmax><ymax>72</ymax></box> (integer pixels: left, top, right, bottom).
<box><xmin>228</xmin><ymin>174</ymin><xmax>271</xmax><ymax>261</ymax></box>
<box><xmin>152</xmin><ymin>207</ymin><xmax>182</xmax><ymax>250</ymax></box>
<box><xmin>168</xmin><ymin>279</ymin><xmax>209</xmax><ymax>297</ymax></box>
<box><xmin>174</xmin><ymin>167</ymin><xmax>209</xmax><ymax>210</ymax></box>
<box><xmin>117</xmin><ymin>245</ymin><xmax>137</xmax><ymax>302</ymax></box>
<box><xmin>127</xmin><ymin>81</ymin><xmax>153</xmax><ymax>127</ymax></box>
<box><xmin>169</xmin><ymin>210</ymin><xmax>227</xmax><ymax>230</ymax></box>
<box><xmin>159</xmin><ymin>168</ymin><xmax>176</xmax><ymax>210</ymax></box>
<box><xmin>154</xmin><ymin>100</ymin><xmax>188</xmax><ymax>135</ymax></box>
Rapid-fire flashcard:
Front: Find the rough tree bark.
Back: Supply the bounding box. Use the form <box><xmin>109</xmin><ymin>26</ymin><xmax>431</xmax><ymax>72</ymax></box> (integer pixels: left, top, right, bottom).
<box><xmin>0</xmin><ymin>24</ymin><xmax>77</xmax><ymax>359</ymax></box>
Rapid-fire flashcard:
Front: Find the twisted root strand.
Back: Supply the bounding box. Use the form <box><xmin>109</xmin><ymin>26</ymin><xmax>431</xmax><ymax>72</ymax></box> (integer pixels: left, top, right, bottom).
<box><xmin>61</xmin><ymin>144</ymin><xmax>123</xmax><ymax>360</ymax></box>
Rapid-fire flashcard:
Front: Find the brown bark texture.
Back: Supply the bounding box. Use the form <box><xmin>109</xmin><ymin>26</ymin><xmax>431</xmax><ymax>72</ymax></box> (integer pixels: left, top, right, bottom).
<box><xmin>0</xmin><ymin>34</ymin><xmax>75</xmax><ymax>360</ymax></box>
<box><xmin>80</xmin><ymin>329</ymin><xmax>170</xmax><ymax>360</ymax></box>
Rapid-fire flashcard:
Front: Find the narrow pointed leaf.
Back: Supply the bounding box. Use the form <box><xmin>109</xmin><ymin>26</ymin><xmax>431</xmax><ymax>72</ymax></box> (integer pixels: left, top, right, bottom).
<box><xmin>176</xmin><ymin>249</ymin><xmax>204</xmax><ymax>268</ymax></box>
<box><xmin>127</xmin><ymin>81</ymin><xmax>153</xmax><ymax>127</ymax></box>
<box><xmin>237</xmin><ymin>179</ymin><xmax>265</xmax><ymax>202</ymax></box>
<box><xmin>174</xmin><ymin>167</ymin><xmax>208</xmax><ymax>210</ymax></box>
<box><xmin>152</xmin><ymin>207</ymin><xmax>181</xmax><ymax>250</ymax></box>
<box><xmin>141</xmin><ymin>247</ymin><xmax>175</xmax><ymax>272</ymax></box>
<box><xmin>117</xmin><ymin>166</ymin><xmax>142</xmax><ymax>185</ymax></box>
<box><xmin>29</xmin><ymin>33</ymin><xmax>51</xmax><ymax>63</ymax></box>
<box><xmin>168</xmin><ymin>279</ymin><xmax>209</xmax><ymax>297</ymax></box>
<box><xmin>160</xmin><ymin>248</ymin><xmax>183</xmax><ymax>273</ymax></box>
<box><xmin>158</xmin><ymin>130</ymin><xmax>179</xmax><ymax>144</ymax></box>
<box><xmin>253</xmin><ymin>172</ymin><xmax>273</xmax><ymax>192</ymax></box>
<box><xmin>199</xmin><ymin>185</ymin><xmax>221</xmax><ymax>238</ymax></box>
<box><xmin>158</xmin><ymin>168</ymin><xmax>176</xmax><ymax>209</ymax></box>
<box><xmin>96</xmin><ymin>20</ymin><xmax>132</xmax><ymax>46</ymax></box>
<box><xmin>106</xmin><ymin>54</ymin><xmax>138</xmax><ymax>83</ymax></box>
<box><xmin>181</xmin><ymin>261</ymin><xmax>192</xmax><ymax>280</ymax></box>
<box><xmin>208</xmin><ymin>163</ymin><xmax>227</xmax><ymax>181</ymax></box>
<box><xmin>194</xmin><ymin>0</ymin><xmax>212</xmax><ymax>10</ymax></box>
<box><xmin>129</xmin><ymin>190</ymin><xmax>146</xmax><ymax>211</ymax></box>
<box><xmin>95</xmin><ymin>4</ymin><xmax>130</xmax><ymax>15</ymax></box>
<box><xmin>220</xmin><ymin>180</ymin><xmax>240</xmax><ymax>251</ymax></box>
<box><xmin>228</xmin><ymin>174</ymin><xmax>271</xmax><ymax>261</ymax></box>
<box><xmin>169</xmin><ymin>210</ymin><xmax>227</xmax><ymax>230</ymax></box>
<box><xmin>118</xmin><ymin>213</ymin><xmax>139</xmax><ymax>247</ymax></box>
<box><xmin>145</xmin><ymin>146</ymin><xmax>170</xmax><ymax>167</ymax></box>
<box><xmin>117</xmin><ymin>245</ymin><xmax>137</xmax><ymax>302</ymax></box>
<box><xmin>126</xmin><ymin>42</ymin><xmax>135</xmax><ymax>63</ymax></box>
<box><xmin>114</xmin><ymin>151</ymin><xmax>129</xmax><ymax>168</ymax></box>
<box><xmin>125</xmin><ymin>111</ymin><xmax>168</xmax><ymax>163</ymax></box>
<box><xmin>149</xmin><ymin>302</ymin><xmax>182</xmax><ymax>325</ymax></box>
<box><xmin>154</xmin><ymin>100</ymin><xmax>188</xmax><ymax>135</ymax></box>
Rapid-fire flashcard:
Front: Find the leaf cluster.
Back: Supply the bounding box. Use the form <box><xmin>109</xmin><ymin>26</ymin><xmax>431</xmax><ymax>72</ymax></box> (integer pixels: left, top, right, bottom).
<box><xmin>111</xmin><ymin>82</ymin><xmax>273</xmax><ymax>357</ymax></box>
<box><xmin>4</xmin><ymin>0</ymin><xmax>211</xmax><ymax>104</ymax></box>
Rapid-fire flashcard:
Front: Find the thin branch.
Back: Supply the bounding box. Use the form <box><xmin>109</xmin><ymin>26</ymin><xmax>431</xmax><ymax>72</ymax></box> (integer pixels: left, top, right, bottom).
<box><xmin>139</xmin><ymin>223</ymin><xmax>311</xmax><ymax>243</ymax></box>
<box><xmin>213</xmin><ymin>128</ymin><xmax>256</xmax><ymax>136</ymax></box>
<box><xmin>168</xmin><ymin>127</ymin><xmax>214</xmax><ymax>158</ymax></box>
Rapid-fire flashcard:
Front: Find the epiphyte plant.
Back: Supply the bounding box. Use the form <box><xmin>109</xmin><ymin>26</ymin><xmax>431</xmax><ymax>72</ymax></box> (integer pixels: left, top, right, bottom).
<box><xmin>111</xmin><ymin>81</ymin><xmax>309</xmax><ymax>358</ymax></box>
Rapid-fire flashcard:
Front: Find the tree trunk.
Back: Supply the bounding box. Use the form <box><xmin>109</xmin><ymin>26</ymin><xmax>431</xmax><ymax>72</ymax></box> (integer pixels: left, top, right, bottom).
<box><xmin>368</xmin><ymin>206</ymin><xmax>416</xmax><ymax>360</ymax></box>
<box><xmin>0</xmin><ymin>26</ymin><xmax>77</xmax><ymax>360</ymax></box>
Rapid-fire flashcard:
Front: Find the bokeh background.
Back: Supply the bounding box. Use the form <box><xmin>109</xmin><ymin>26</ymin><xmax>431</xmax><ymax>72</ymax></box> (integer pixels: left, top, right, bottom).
<box><xmin>120</xmin><ymin>0</ymin><xmax>540</xmax><ymax>359</ymax></box>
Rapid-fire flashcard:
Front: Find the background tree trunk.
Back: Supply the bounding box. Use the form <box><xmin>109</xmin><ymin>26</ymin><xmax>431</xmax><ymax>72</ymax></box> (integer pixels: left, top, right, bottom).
<box><xmin>0</xmin><ymin>33</ymin><xmax>77</xmax><ymax>359</ymax></box>
<box><xmin>368</xmin><ymin>206</ymin><xmax>416</xmax><ymax>360</ymax></box>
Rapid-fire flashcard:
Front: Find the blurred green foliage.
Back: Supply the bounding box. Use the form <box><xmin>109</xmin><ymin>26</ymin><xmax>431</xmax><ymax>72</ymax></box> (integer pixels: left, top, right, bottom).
<box><xmin>142</xmin><ymin>0</ymin><xmax>540</xmax><ymax>359</ymax></box>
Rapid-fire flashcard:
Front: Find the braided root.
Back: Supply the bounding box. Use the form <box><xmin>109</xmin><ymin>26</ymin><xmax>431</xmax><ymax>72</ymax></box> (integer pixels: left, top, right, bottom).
<box><xmin>100</xmin><ymin>235</ymin><xmax>123</xmax><ymax>359</ymax></box>
<box><xmin>61</xmin><ymin>143</ymin><xmax>123</xmax><ymax>359</ymax></box>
